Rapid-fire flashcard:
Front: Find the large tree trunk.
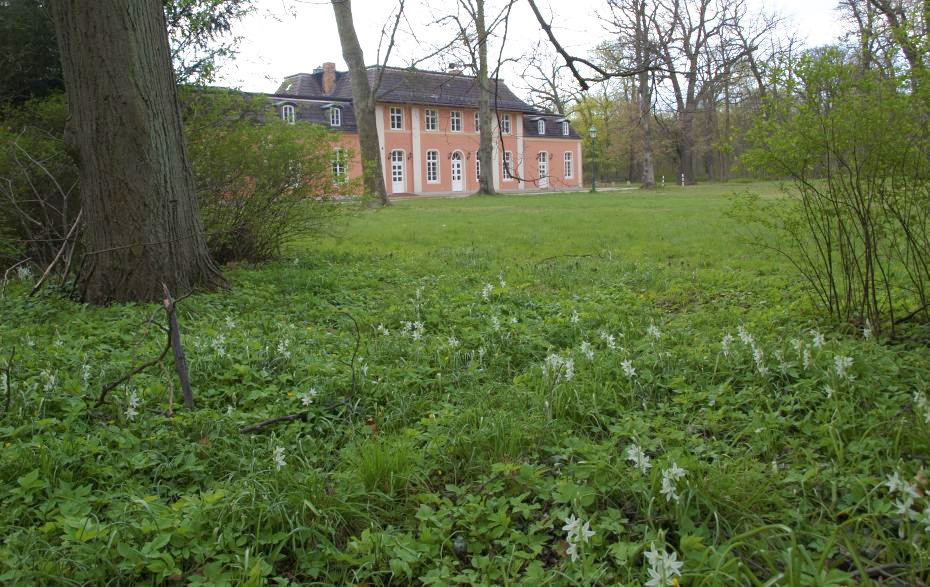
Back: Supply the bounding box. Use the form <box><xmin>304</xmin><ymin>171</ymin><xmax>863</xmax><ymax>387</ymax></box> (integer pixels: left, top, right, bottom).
<box><xmin>475</xmin><ymin>0</ymin><xmax>496</xmax><ymax>194</ymax></box>
<box><xmin>51</xmin><ymin>0</ymin><xmax>225</xmax><ymax>305</ymax></box>
<box><xmin>636</xmin><ymin>6</ymin><xmax>656</xmax><ymax>189</ymax></box>
<box><xmin>676</xmin><ymin>107</ymin><xmax>696</xmax><ymax>185</ymax></box>
<box><xmin>331</xmin><ymin>0</ymin><xmax>389</xmax><ymax>205</ymax></box>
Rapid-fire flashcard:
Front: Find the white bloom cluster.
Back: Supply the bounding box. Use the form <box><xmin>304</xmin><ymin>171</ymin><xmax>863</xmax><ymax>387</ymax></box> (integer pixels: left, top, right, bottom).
<box><xmin>721</xmin><ymin>333</ymin><xmax>734</xmax><ymax>357</ymax></box>
<box><xmin>914</xmin><ymin>392</ymin><xmax>930</xmax><ymax>423</ymax></box>
<box><xmin>645</xmin><ymin>543</ymin><xmax>684</xmax><ymax>587</ymax></box>
<box><xmin>447</xmin><ymin>336</ymin><xmax>460</xmax><ymax>349</ymax></box>
<box><xmin>570</xmin><ymin>310</ymin><xmax>580</xmax><ymax>324</ymax></box>
<box><xmin>225</xmin><ymin>315</ymin><xmax>237</xmax><ymax>329</ymax></box>
<box><xmin>498</xmin><ymin>274</ymin><xmax>507</xmax><ymax>288</ymax></box>
<box><xmin>882</xmin><ymin>471</ymin><xmax>927</xmax><ymax>530</ymax></box>
<box><xmin>562</xmin><ymin>514</ymin><xmax>595</xmax><ymax>562</ymax></box>
<box><xmin>273</xmin><ymin>446</ymin><xmax>286</xmax><ymax>471</ymax></box>
<box><xmin>626</xmin><ymin>444</ymin><xmax>652</xmax><ymax>474</ymax></box>
<box><xmin>401</xmin><ymin>321</ymin><xmax>425</xmax><ymax>341</ymax></box>
<box><xmin>81</xmin><ymin>363</ymin><xmax>92</xmax><ymax>386</ymax></box>
<box><xmin>212</xmin><ymin>334</ymin><xmax>227</xmax><ymax>358</ymax></box>
<box><xmin>737</xmin><ymin>324</ymin><xmax>754</xmax><ymax>346</ymax></box>
<box><xmin>580</xmin><ymin>341</ymin><xmax>594</xmax><ymax>360</ymax></box>
<box><xmin>481</xmin><ymin>283</ymin><xmax>494</xmax><ymax>301</ymax></box>
<box><xmin>300</xmin><ymin>387</ymin><xmax>318</xmax><ymax>407</ymax></box>
<box><xmin>125</xmin><ymin>389</ymin><xmax>141</xmax><ymax>420</ymax></box>
<box><xmin>543</xmin><ymin>354</ymin><xmax>574</xmax><ymax>382</ymax></box>
<box><xmin>621</xmin><ymin>359</ymin><xmax>636</xmax><ymax>378</ymax></box>
<box><xmin>41</xmin><ymin>369</ymin><xmax>56</xmax><ymax>393</ymax></box>
<box><xmin>833</xmin><ymin>355</ymin><xmax>854</xmax><ymax>381</ymax></box>
<box><xmin>600</xmin><ymin>331</ymin><xmax>617</xmax><ymax>351</ymax></box>
<box><xmin>752</xmin><ymin>345</ymin><xmax>769</xmax><ymax>376</ymax></box>
<box><xmin>16</xmin><ymin>265</ymin><xmax>32</xmax><ymax>281</ymax></box>
<box><xmin>647</xmin><ymin>324</ymin><xmax>662</xmax><ymax>340</ymax></box>
<box><xmin>660</xmin><ymin>462</ymin><xmax>687</xmax><ymax>503</ymax></box>
<box><xmin>277</xmin><ymin>338</ymin><xmax>291</xmax><ymax>360</ymax></box>
<box><xmin>490</xmin><ymin>315</ymin><xmax>501</xmax><ymax>331</ymax></box>
<box><xmin>376</xmin><ymin>323</ymin><xmax>390</xmax><ymax>336</ymax></box>
<box><xmin>811</xmin><ymin>329</ymin><xmax>825</xmax><ymax>348</ymax></box>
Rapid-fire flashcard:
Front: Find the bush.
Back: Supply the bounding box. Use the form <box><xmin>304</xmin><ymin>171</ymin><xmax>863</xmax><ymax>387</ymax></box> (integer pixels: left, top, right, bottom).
<box><xmin>182</xmin><ymin>89</ymin><xmax>360</xmax><ymax>264</ymax></box>
<box><xmin>0</xmin><ymin>94</ymin><xmax>80</xmax><ymax>271</ymax></box>
<box><xmin>743</xmin><ymin>49</ymin><xmax>930</xmax><ymax>337</ymax></box>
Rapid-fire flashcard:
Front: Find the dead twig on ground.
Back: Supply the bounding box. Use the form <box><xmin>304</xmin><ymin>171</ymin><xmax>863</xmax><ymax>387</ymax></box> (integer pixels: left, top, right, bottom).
<box><xmin>2</xmin><ymin>347</ymin><xmax>14</xmax><ymax>414</ymax></box>
<box><xmin>30</xmin><ymin>209</ymin><xmax>82</xmax><ymax>297</ymax></box>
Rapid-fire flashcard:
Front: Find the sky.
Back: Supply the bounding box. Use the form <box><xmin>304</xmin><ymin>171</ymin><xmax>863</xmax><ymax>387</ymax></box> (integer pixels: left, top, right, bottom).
<box><xmin>218</xmin><ymin>0</ymin><xmax>846</xmax><ymax>95</ymax></box>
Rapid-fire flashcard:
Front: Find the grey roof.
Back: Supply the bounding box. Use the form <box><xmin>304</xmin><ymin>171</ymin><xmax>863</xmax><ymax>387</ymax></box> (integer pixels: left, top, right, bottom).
<box><xmin>269</xmin><ymin>97</ymin><xmax>357</xmax><ymax>132</ymax></box>
<box><xmin>273</xmin><ymin>66</ymin><xmax>537</xmax><ymax>113</ymax></box>
<box><xmin>523</xmin><ymin>113</ymin><xmax>582</xmax><ymax>140</ymax></box>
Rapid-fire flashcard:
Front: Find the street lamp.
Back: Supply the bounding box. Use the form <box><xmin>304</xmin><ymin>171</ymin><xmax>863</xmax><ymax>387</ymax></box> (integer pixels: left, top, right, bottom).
<box><xmin>588</xmin><ymin>125</ymin><xmax>598</xmax><ymax>193</ymax></box>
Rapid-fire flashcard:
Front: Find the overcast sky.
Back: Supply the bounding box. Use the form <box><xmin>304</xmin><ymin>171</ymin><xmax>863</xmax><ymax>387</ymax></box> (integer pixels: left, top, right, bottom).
<box><xmin>217</xmin><ymin>0</ymin><xmax>846</xmax><ymax>95</ymax></box>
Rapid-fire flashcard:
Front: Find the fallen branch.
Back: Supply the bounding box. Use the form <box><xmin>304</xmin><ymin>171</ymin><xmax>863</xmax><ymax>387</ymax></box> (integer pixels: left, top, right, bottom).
<box><xmin>535</xmin><ymin>253</ymin><xmax>595</xmax><ymax>266</ymax></box>
<box><xmin>30</xmin><ymin>209</ymin><xmax>83</xmax><ymax>297</ymax></box>
<box><xmin>96</xmin><ymin>338</ymin><xmax>171</xmax><ymax>407</ymax></box>
<box><xmin>849</xmin><ymin>563</ymin><xmax>907</xmax><ymax>580</ymax></box>
<box><xmin>240</xmin><ymin>411</ymin><xmax>309</xmax><ymax>434</ymax></box>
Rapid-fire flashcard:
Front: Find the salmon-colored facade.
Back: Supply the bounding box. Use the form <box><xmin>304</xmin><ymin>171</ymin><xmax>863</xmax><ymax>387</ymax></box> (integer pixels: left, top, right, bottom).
<box><xmin>270</xmin><ymin>64</ymin><xmax>584</xmax><ymax>196</ymax></box>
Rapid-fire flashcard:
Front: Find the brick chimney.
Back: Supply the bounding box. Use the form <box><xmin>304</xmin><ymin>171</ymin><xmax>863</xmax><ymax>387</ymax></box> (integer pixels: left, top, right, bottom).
<box><xmin>322</xmin><ymin>62</ymin><xmax>337</xmax><ymax>95</ymax></box>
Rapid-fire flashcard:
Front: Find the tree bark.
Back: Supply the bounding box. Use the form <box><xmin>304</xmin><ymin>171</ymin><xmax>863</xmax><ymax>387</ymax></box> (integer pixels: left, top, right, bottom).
<box><xmin>635</xmin><ymin>0</ymin><xmax>656</xmax><ymax>188</ymax></box>
<box><xmin>50</xmin><ymin>0</ymin><xmax>225</xmax><ymax>304</ymax></box>
<box><xmin>475</xmin><ymin>0</ymin><xmax>496</xmax><ymax>194</ymax></box>
<box><xmin>331</xmin><ymin>0</ymin><xmax>389</xmax><ymax>205</ymax></box>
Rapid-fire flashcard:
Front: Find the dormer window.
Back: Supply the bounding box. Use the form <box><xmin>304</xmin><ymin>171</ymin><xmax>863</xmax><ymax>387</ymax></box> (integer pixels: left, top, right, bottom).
<box><xmin>282</xmin><ymin>104</ymin><xmax>295</xmax><ymax>124</ymax></box>
<box><xmin>390</xmin><ymin>106</ymin><xmax>403</xmax><ymax>130</ymax></box>
<box><xmin>501</xmin><ymin>114</ymin><xmax>512</xmax><ymax>135</ymax></box>
<box><xmin>330</xmin><ymin>107</ymin><xmax>342</xmax><ymax>127</ymax></box>
<box><xmin>537</xmin><ymin>119</ymin><xmax>545</xmax><ymax>135</ymax></box>
<box><xmin>562</xmin><ymin>121</ymin><xmax>569</xmax><ymax>136</ymax></box>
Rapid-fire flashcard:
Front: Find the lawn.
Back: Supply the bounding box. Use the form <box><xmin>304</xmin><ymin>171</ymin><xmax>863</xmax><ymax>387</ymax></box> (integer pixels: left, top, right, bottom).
<box><xmin>1</xmin><ymin>182</ymin><xmax>928</xmax><ymax>585</ymax></box>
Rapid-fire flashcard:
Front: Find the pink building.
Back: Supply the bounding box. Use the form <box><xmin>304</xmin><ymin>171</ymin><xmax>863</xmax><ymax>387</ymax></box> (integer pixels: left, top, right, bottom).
<box><xmin>270</xmin><ymin>63</ymin><xmax>584</xmax><ymax>195</ymax></box>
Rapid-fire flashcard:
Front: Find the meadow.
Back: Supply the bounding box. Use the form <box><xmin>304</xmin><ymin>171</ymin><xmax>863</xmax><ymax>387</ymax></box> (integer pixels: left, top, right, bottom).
<box><xmin>1</xmin><ymin>182</ymin><xmax>928</xmax><ymax>585</ymax></box>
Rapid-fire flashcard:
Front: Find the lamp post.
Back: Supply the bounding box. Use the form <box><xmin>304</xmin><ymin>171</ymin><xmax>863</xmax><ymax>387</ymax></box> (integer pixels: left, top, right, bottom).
<box><xmin>588</xmin><ymin>125</ymin><xmax>598</xmax><ymax>193</ymax></box>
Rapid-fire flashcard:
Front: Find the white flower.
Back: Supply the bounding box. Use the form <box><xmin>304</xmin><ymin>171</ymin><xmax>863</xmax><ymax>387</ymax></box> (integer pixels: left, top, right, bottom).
<box><xmin>510</xmin><ymin>317</ymin><xmax>518</xmax><ymax>325</ymax></box>
<box><xmin>125</xmin><ymin>389</ymin><xmax>140</xmax><ymax>420</ymax></box>
<box><xmin>477</xmin><ymin>347</ymin><xmax>486</xmax><ymax>359</ymax></box>
<box><xmin>802</xmin><ymin>348</ymin><xmax>812</xmax><ymax>370</ymax></box>
<box><xmin>581</xmin><ymin>341</ymin><xmax>594</xmax><ymax>360</ymax></box>
<box><xmin>824</xmin><ymin>385</ymin><xmax>834</xmax><ymax>399</ymax></box>
<box><xmin>621</xmin><ymin>359</ymin><xmax>636</xmax><ymax>378</ymax></box>
<box><xmin>125</xmin><ymin>406</ymin><xmax>138</xmax><ymax>420</ymax></box>
<box><xmin>893</xmin><ymin>496</ymin><xmax>915</xmax><ymax>516</ymax></box>
<box><xmin>481</xmin><ymin>283</ymin><xmax>493</xmax><ymax>301</ymax></box>
<box><xmin>225</xmin><ymin>315</ymin><xmax>237</xmax><ymax>329</ymax></box>
<box><xmin>543</xmin><ymin>354</ymin><xmax>573</xmax><ymax>382</ymax></box>
<box><xmin>863</xmin><ymin>323</ymin><xmax>873</xmax><ymax>339</ymax></box>
<box><xmin>752</xmin><ymin>346</ymin><xmax>768</xmax><ymax>376</ymax></box>
<box><xmin>626</xmin><ymin>444</ymin><xmax>652</xmax><ymax>473</ymax></box>
<box><xmin>647</xmin><ymin>324</ymin><xmax>662</xmax><ymax>340</ymax></box>
<box><xmin>790</xmin><ymin>338</ymin><xmax>803</xmax><ymax>353</ymax></box>
<box><xmin>498</xmin><ymin>274</ymin><xmax>506</xmax><ymax>288</ymax></box>
<box><xmin>226</xmin><ymin>405</ymin><xmax>235</xmax><ymax>415</ymax></box>
<box><xmin>562</xmin><ymin>514</ymin><xmax>595</xmax><ymax>562</ymax></box>
<box><xmin>601</xmin><ymin>331</ymin><xmax>617</xmax><ymax>350</ymax></box>
<box><xmin>273</xmin><ymin>446</ymin><xmax>286</xmax><ymax>471</ymax></box>
<box><xmin>737</xmin><ymin>325</ymin><xmax>754</xmax><ymax>345</ymax></box>
<box><xmin>277</xmin><ymin>338</ymin><xmax>291</xmax><ymax>360</ymax></box>
<box><xmin>415</xmin><ymin>287</ymin><xmax>423</xmax><ymax>300</ymax></box>
<box><xmin>41</xmin><ymin>370</ymin><xmax>56</xmax><ymax>393</ymax></box>
<box><xmin>300</xmin><ymin>387</ymin><xmax>318</xmax><ymax>406</ymax></box>
<box><xmin>447</xmin><ymin>336</ymin><xmax>460</xmax><ymax>348</ymax></box>
<box><xmin>811</xmin><ymin>329</ymin><xmax>825</xmax><ymax>348</ymax></box>
<box><xmin>570</xmin><ymin>310</ymin><xmax>580</xmax><ymax>324</ymax></box>
<box><xmin>81</xmin><ymin>363</ymin><xmax>91</xmax><ymax>386</ymax></box>
<box><xmin>490</xmin><ymin>315</ymin><xmax>501</xmax><ymax>331</ymax></box>
<box><xmin>833</xmin><ymin>355</ymin><xmax>854</xmax><ymax>380</ymax></box>
<box><xmin>721</xmin><ymin>333</ymin><xmax>734</xmax><ymax>357</ymax></box>
<box><xmin>660</xmin><ymin>462</ymin><xmax>687</xmax><ymax>503</ymax></box>
<box><xmin>212</xmin><ymin>334</ymin><xmax>227</xmax><ymax>358</ymax></box>
<box><xmin>884</xmin><ymin>471</ymin><xmax>904</xmax><ymax>494</ymax></box>
<box><xmin>913</xmin><ymin>392</ymin><xmax>930</xmax><ymax>423</ymax></box>
<box><xmin>645</xmin><ymin>543</ymin><xmax>684</xmax><ymax>587</ymax></box>
<box><xmin>16</xmin><ymin>265</ymin><xmax>33</xmax><ymax>281</ymax></box>
<box><xmin>376</xmin><ymin>323</ymin><xmax>390</xmax><ymax>336</ymax></box>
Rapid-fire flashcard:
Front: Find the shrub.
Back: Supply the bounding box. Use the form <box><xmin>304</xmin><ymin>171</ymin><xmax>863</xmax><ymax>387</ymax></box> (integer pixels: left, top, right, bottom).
<box><xmin>743</xmin><ymin>50</ymin><xmax>930</xmax><ymax>337</ymax></box>
<box><xmin>182</xmin><ymin>89</ymin><xmax>360</xmax><ymax>264</ymax></box>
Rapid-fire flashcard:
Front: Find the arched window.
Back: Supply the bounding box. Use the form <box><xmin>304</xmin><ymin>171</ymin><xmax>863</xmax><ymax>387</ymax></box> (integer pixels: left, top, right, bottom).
<box><xmin>281</xmin><ymin>104</ymin><xmax>295</xmax><ymax>124</ymax></box>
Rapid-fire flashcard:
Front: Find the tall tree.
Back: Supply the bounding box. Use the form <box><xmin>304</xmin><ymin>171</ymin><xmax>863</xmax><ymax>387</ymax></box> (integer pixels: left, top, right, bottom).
<box><xmin>50</xmin><ymin>0</ymin><xmax>225</xmax><ymax>304</ymax></box>
<box><xmin>331</xmin><ymin>0</ymin><xmax>400</xmax><ymax>205</ymax></box>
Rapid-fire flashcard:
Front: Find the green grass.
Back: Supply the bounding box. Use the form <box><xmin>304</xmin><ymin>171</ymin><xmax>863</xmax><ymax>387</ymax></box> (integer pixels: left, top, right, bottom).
<box><xmin>1</xmin><ymin>182</ymin><xmax>928</xmax><ymax>585</ymax></box>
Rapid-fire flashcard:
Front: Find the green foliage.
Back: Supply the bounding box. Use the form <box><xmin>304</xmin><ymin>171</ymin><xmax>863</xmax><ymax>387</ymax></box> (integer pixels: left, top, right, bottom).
<box><xmin>183</xmin><ymin>89</ymin><xmax>360</xmax><ymax>263</ymax></box>
<box><xmin>743</xmin><ymin>50</ymin><xmax>930</xmax><ymax>336</ymax></box>
<box><xmin>2</xmin><ymin>185</ymin><xmax>928</xmax><ymax>584</ymax></box>
<box><xmin>0</xmin><ymin>0</ymin><xmax>62</xmax><ymax>104</ymax></box>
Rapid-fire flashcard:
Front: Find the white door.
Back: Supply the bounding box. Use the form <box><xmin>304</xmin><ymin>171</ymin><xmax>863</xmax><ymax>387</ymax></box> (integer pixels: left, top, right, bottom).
<box><xmin>538</xmin><ymin>152</ymin><xmax>549</xmax><ymax>188</ymax></box>
<box><xmin>451</xmin><ymin>152</ymin><xmax>464</xmax><ymax>192</ymax></box>
<box><xmin>391</xmin><ymin>150</ymin><xmax>406</xmax><ymax>193</ymax></box>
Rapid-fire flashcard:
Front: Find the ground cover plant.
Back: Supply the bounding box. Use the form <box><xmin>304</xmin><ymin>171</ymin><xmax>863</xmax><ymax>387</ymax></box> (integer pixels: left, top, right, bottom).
<box><xmin>1</xmin><ymin>182</ymin><xmax>929</xmax><ymax>585</ymax></box>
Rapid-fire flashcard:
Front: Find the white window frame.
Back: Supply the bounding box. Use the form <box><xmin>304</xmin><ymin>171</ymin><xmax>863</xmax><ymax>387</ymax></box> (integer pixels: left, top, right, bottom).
<box><xmin>476</xmin><ymin>157</ymin><xmax>481</xmax><ymax>181</ymax></box>
<box><xmin>426</xmin><ymin>150</ymin><xmax>440</xmax><ymax>183</ymax></box>
<box><xmin>450</xmin><ymin>110</ymin><xmax>462</xmax><ymax>132</ymax></box>
<box><xmin>564</xmin><ymin>151</ymin><xmax>573</xmax><ymax>178</ymax></box>
<box><xmin>501</xmin><ymin>114</ymin><xmax>512</xmax><ymax>135</ymax></box>
<box><xmin>332</xmin><ymin>148</ymin><xmax>347</xmax><ymax>183</ymax></box>
<box><xmin>425</xmin><ymin>109</ymin><xmax>438</xmax><ymax>131</ymax></box>
<box><xmin>537</xmin><ymin>119</ymin><xmax>545</xmax><ymax>135</ymax></box>
<box><xmin>562</xmin><ymin>121</ymin><xmax>569</xmax><ymax>136</ymax></box>
<box><xmin>282</xmin><ymin>104</ymin><xmax>295</xmax><ymax>124</ymax></box>
<box><xmin>330</xmin><ymin>107</ymin><xmax>342</xmax><ymax>127</ymax></box>
<box><xmin>503</xmin><ymin>151</ymin><xmax>514</xmax><ymax>180</ymax></box>
<box><xmin>390</xmin><ymin>106</ymin><xmax>403</xmax><ymax>130</ymax></box>
<box><xmin>474</xmin><ymin>111</ymin><xmax>480</xmax><ymax>132</ymax></box>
